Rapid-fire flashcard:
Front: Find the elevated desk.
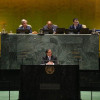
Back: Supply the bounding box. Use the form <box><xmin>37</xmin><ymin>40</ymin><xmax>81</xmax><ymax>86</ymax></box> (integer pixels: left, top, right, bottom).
<box><xmin>0</xmin><ymin>34</ymin><xmax>99</xmax><ymax>70</ymax></box>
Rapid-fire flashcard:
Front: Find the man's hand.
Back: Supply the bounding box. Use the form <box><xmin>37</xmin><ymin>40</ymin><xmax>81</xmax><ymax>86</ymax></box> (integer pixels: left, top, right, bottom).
<box><xmin>46</xmin><ymin>61</ymin><xmax>54</xmax><ymax>65</ymax></box>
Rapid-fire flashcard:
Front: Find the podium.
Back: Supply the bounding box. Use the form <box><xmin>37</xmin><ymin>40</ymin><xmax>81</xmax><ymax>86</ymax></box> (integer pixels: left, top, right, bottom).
<box><xmin>19</xmin><ymin>65</ymin><xmax>80</xmax><ymax>100</ymax></box>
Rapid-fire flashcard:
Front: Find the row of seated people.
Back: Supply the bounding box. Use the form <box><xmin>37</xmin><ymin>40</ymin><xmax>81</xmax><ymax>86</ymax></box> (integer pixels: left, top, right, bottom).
<box><xmin>17</xmin><ymin>18</ymin><xmax>90</xmax><ymax>34</ymax></box>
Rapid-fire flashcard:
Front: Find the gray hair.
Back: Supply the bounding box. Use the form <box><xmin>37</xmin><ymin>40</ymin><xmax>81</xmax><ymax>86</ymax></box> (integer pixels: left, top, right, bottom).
<box><xmin>21</xmin><ymin>19</ymin><xmax>27</xmax><ymax>23</ymax></box>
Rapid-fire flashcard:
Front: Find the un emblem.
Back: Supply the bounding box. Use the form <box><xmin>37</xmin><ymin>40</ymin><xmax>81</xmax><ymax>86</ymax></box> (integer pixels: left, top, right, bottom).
<box><xmin>45</xmin><ymin>66</ymin><xmax>55</xmax><ymax>74</ymax></box>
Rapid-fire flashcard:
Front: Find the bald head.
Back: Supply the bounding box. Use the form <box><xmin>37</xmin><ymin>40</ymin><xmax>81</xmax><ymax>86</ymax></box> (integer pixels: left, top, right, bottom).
<box><xmin>47</xmin><ymin>21</ymin><xmax>53</xmax><ymax>29</ymax></box>
<box><xmin>47</xmin><ymin>21</ymin><xmax>52</xmax><ymax>24</ymax></box>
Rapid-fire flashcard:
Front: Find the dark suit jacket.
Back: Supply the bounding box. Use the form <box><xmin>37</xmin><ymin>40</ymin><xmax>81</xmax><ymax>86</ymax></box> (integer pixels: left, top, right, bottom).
<box><xmin>69</xmin><ymin>24</ymin><xmax>82</xmax><ymax>32</ymax></box>
<box><xmin>18</xmin><ymin>25</ymin><xmax>32</xmax><ymax>33</ymax></box>
<box><xmin>43</xmin><ymin>25</ymin><xmax>58</xmax><ymax>33</ymax></box>
<box><xmin>42</xmin><ymin>55</ymin><xmax>58</xmax><ymax>65</ymax></box>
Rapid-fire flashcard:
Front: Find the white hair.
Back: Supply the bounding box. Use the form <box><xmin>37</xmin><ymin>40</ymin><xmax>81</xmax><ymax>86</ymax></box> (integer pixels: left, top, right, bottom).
<box><xmin>21</xmin><ymin>19</ymin><xmax>27</xmax><ymax>23</ymax></box>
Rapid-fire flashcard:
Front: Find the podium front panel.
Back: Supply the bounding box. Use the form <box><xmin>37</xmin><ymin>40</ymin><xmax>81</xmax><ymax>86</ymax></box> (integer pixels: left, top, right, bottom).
<box><xmin>19</xmin><ymin>65</ymin><xmax>80</xmax><ymax>100</ymax></box>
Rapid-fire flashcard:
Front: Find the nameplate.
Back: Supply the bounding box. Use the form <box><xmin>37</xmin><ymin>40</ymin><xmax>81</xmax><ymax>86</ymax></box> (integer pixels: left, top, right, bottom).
<box><xmin>40</xmin><ymin>83</ymin><xmax>60</xmax><ymax>90</ymax></box>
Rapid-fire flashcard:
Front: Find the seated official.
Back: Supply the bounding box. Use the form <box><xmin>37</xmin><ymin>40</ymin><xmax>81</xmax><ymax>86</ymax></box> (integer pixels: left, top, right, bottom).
<box><xmin>17</xmin><ymin>19</ymin><xmax>32</xmax><ymax>34</ymax></box>
<box><xmin>42</xmin><ymin>49</ymin><xmax>58</xmax><ymax>65</ymax></box>
<box><xmin>43</xmin><ymin>21</ymin><xmax>58</xmax><ymax>34</ymax></box>
<box><xmin>69</xmin><ymin>18</ymin><xmax>86</xmax><ymax>33</ymax></box>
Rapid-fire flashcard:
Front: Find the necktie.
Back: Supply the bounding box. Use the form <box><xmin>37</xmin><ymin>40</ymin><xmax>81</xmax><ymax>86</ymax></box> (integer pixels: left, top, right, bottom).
<box><xmin>48</xmin><ymin>56</ymin><xmax>51</xmax><ymax>61</ymax></box>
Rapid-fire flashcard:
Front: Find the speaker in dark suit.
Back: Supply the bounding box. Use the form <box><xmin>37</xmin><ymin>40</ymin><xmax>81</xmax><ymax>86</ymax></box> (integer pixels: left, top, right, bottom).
<box><xmin>41</xmin><ymin>49</ymin><xmax>58</xmax><ymax>65</ymax></box>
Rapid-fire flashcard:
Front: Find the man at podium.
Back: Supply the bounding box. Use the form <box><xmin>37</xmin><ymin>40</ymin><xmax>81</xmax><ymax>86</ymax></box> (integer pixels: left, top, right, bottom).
<box><xmin>42</xmin><ymin>49</ymin><xmax>58</xmax><ymax>65</ymax></box>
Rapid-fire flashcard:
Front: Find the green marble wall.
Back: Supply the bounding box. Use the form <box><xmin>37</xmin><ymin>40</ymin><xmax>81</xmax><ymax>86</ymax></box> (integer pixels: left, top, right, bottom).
<box><xmin>0</xmin><ymin>34</ymin><xmax>99</xmax><ymax>70</ymax></box>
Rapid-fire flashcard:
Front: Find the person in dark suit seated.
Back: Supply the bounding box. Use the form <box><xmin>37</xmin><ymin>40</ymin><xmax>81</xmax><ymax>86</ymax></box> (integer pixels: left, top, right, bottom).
<box><xmin>42</xmin><ymin>49</ymin><xmax>58</xmax><ymax>65</ymax></box>
<box><xmin>69</xmin><ymin>18</ymin><xmax>82</xmax><ymax>32</ymax></box>
<box><xmin>17</xmin><ymin>19</ymin><xmax>32</xmax><ymax>33</ymax></box>
<box><xmin>43</xmin><ymin>21</ymin><xmax>58</xmax><ymax>34</ymax></box>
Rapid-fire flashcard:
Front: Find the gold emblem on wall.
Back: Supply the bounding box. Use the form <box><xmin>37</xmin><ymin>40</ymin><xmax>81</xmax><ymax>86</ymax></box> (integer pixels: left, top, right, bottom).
<box><xmin>45</xmin><ymin>66</ymin><xmax>55</xmax><ymax>74</ymax></box>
